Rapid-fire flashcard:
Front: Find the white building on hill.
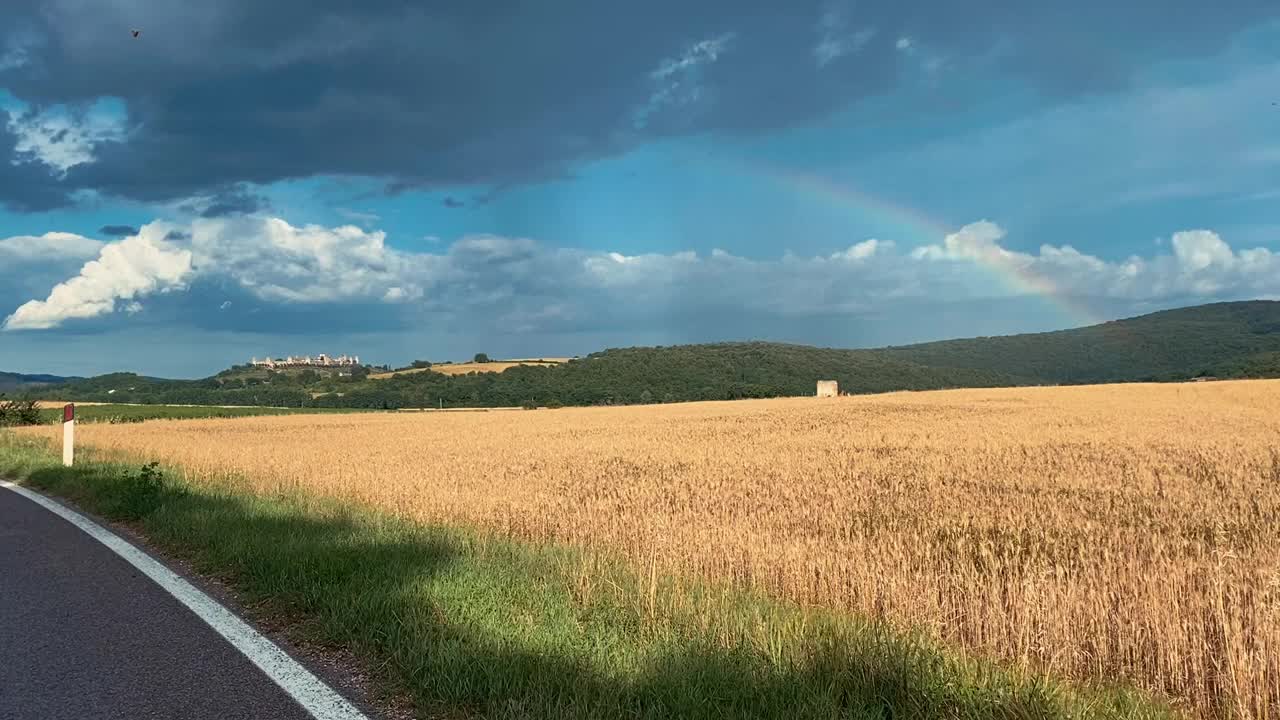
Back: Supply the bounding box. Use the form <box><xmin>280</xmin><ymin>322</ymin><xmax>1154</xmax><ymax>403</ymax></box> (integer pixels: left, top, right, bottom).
<box><xmin>250</xmin><ymin>354</ymin><xmax>361</xmax><ymax>369</ymax></box>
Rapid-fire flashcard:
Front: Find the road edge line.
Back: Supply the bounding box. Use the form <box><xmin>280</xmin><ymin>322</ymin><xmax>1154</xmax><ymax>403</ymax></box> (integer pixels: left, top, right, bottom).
<box><xmin>0</xmin><ymin>481</ymin><xmax>371</xmax><ymax>720</ymax></box>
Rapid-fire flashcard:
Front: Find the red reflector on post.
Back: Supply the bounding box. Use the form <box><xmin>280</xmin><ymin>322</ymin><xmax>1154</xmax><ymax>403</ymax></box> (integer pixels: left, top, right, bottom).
<box><xmin>63</xmin><ymin>404</ymin><xmax>75</xmax><ymax>423</ymax></box>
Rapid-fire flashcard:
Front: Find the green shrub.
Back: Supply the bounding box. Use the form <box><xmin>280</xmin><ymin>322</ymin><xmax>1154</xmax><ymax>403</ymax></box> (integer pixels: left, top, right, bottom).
<box><xmin>0</xmin><ymin>396</ymin><xmax>43</xmax><ymax>427</ymax></box>
<box><xmin>116</xmin><ymin>462</ymin><xmax>173</xmax><ymax>521</ymax></box>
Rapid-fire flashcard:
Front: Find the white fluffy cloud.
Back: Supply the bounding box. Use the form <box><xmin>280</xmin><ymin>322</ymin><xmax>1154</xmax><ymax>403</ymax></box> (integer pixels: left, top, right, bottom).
<box><xmin>832</xmin><ymin>238</ymin><xmax>892</xmax><ymax>261</ymax></box>
<box><xmin>910</xmin><ymin>221</ymin><xmax>1280</xmax><ymax>302</ymax></box>
<box><xmin>188</xmin><ymin>217</ymin><xmax>432</xmax><ymax>304</ymax></box>
<box><xmin>0</xmin><ymin>232</ymin><xmax>102</xmax><ymax>263</ymax></box>
<box><xmin>4</xmin><ymin>227</ymin><xmax>193</xmax><ymax>330</ymax></box>
<box><xmin>3</xmin><ymin>217</ymin><xmax>1278</xmax><ymax>332</ymax></box>
<box><xmin>2</xmin><ymin>216</ymin><xmax>450</xmax><ymax>330</ymax></box>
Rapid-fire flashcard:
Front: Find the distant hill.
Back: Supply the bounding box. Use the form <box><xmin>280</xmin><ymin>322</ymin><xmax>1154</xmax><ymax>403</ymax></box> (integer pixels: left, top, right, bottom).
<box><xmin>878</xmin><ymin>300</ymin><xmax>1280</xmax><ymax>384</ymax></box>
<box><xmin>0</xmin><ymin>372</ymin><xmax>76</xmax><ymax>393</ymax></box>
<box><xmin>32</xmin><ymin>300</ymin><xmax>1280</xmax><ymax>409</ymax></box>
<box><xmin>443</xmin><ymin>343</ymin><xmax>1021</xmax><ymax>403</ymax></box>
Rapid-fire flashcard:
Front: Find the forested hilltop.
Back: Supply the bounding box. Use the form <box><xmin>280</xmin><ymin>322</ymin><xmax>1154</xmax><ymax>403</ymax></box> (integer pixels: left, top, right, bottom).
<box><xmin>25</xmin><ymin>300</ymin><xmax>1280</xmax><ymax>409</ymax></box>
<box><xmin>880</xmin><ymin>300</ymin><xmax>1280</xmax><ymax>384</ymax></box>
<box><xmin>0</xmin><ymin>372</ymin><xmax>76</xmax><ymax>392</ymax></box>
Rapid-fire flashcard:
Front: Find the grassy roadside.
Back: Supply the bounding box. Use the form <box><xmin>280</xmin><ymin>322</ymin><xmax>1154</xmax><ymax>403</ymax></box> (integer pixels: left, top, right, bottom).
<box><xmin>0</xmin><ymin>433</ymin><xmax>1177</xmax><ymax>720</ymax></box>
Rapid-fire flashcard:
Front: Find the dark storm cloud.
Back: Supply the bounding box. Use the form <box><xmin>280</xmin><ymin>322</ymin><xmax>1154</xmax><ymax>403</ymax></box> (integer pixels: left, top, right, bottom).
<box><xmin>177</xmin><ymin>185</ymin><xmax>269</xmax><ymax>218</ymax></box>
<box><xmin>0</xmin><ymin>125</ymin><xmax>75</xmax><ymax>212</ymax></box>
<box><xmin>0</xmin><ymin>0</ymin><xmax>1275</xmax><ymax>211</ymax></box>
<box><xmin>98</xmin><ymin>224</ymin><xmax>138</xmax><ymax>237</ymax></box>
<box><xmin>153</xmin><ymin>279</ymin><xmax>415</xmax><ymax>335</ymax></box>
<box><xmin>471</xmin><ymin>185</ymin><xmax>508</xmax><ymax>205</ymax></box>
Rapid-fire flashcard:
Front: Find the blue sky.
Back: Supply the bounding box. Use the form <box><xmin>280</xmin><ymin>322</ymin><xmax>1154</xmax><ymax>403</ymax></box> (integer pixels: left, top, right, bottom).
<box><xmin>1</xmin><ymin>2</ymin><xmax>1279</xmax><ymax>377</ymax></box>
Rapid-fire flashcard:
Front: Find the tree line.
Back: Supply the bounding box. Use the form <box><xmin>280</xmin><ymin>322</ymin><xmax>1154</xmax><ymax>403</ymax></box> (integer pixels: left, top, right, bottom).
<box><xmin>27</xmin><ymin>301</ymin><xmax>1280</xmax><ymax>410</ymax></box>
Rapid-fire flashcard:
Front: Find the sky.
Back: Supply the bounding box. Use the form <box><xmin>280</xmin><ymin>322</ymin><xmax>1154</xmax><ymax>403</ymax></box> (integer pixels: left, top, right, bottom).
<box><xmin>1</xmin><ymin>1</ymin><xmax>1279</xmax><ymax>377</ymax></box>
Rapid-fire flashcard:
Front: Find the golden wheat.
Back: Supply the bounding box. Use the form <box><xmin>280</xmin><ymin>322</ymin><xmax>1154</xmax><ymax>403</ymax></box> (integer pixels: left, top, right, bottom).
<box><xmin>24</xmin><ymin>381</ymin><xmax>1280</xmax><ymax>718</ymax></box>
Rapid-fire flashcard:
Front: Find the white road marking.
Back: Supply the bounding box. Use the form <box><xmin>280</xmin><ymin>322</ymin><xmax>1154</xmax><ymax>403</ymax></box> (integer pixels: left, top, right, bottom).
<box><xmin>0</xmin><ymin>481</ymin><xmax>371</xmax><ymax>720</ymax></box>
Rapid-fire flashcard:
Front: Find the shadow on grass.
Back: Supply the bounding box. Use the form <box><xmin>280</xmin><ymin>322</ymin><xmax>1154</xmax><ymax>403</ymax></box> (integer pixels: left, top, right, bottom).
<box><xmin>4</xmin><ymin>450</ymin><xmax>1170</xmax><ymax>720</ymax></box>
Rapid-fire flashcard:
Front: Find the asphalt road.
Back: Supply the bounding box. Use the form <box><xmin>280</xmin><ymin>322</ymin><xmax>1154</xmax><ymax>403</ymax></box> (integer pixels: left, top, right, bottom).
<box><xmin>0</xmin><ymin>487</ymin><xmax>330</xmax><ymax>720</ymax></box>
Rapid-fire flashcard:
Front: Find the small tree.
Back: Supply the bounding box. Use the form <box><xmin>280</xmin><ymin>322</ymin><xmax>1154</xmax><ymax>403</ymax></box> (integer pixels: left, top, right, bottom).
<box><xmin>473</xmin><ymin>353</ymin><xmax>491</xmax><ymax>364</ymax></box>
<box><xmin>0</xmin><ymin>395</ymin><xmax>43</xmax><ymax>427</ymax></box>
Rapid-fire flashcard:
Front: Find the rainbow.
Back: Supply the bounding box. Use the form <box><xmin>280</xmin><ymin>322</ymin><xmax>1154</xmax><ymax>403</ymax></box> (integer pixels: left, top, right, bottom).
<box><xmin>695</xmin><ymin>150</ymin><xmax>1105</xmax><ymax>329</ymax></box>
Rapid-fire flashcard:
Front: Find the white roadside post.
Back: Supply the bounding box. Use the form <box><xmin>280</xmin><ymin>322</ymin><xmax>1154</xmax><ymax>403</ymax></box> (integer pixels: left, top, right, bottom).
<box><xmin>62</xmin><ymin>403</ymin><xmax>75</xmax><ymax>467</ymax></box>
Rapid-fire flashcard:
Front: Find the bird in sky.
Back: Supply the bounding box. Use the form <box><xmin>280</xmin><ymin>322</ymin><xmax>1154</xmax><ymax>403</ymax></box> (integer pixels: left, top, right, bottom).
<box><xmin>131</xmin><ymin>29</ymin><xmax>141</xmax><ymax>38</ymax></box>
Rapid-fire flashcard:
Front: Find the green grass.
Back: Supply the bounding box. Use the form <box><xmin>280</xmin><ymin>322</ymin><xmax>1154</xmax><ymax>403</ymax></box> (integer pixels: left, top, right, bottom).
<box><xmin>0</xmin><ymin>433</ymin><xmax>1178</xmax><ymax>720</ymax></box>
<box><xmin>35</xmin><ymin>404</ymin><xmax>368</xmax><ymax>425</ymax></box>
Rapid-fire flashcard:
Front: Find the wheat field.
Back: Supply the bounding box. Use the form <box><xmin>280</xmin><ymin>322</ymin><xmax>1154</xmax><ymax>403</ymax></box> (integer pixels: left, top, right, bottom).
<box><xmin>24</xmin><ymin>381</ymin><xmax>1280</xmax><ymax>718</ymax></box>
